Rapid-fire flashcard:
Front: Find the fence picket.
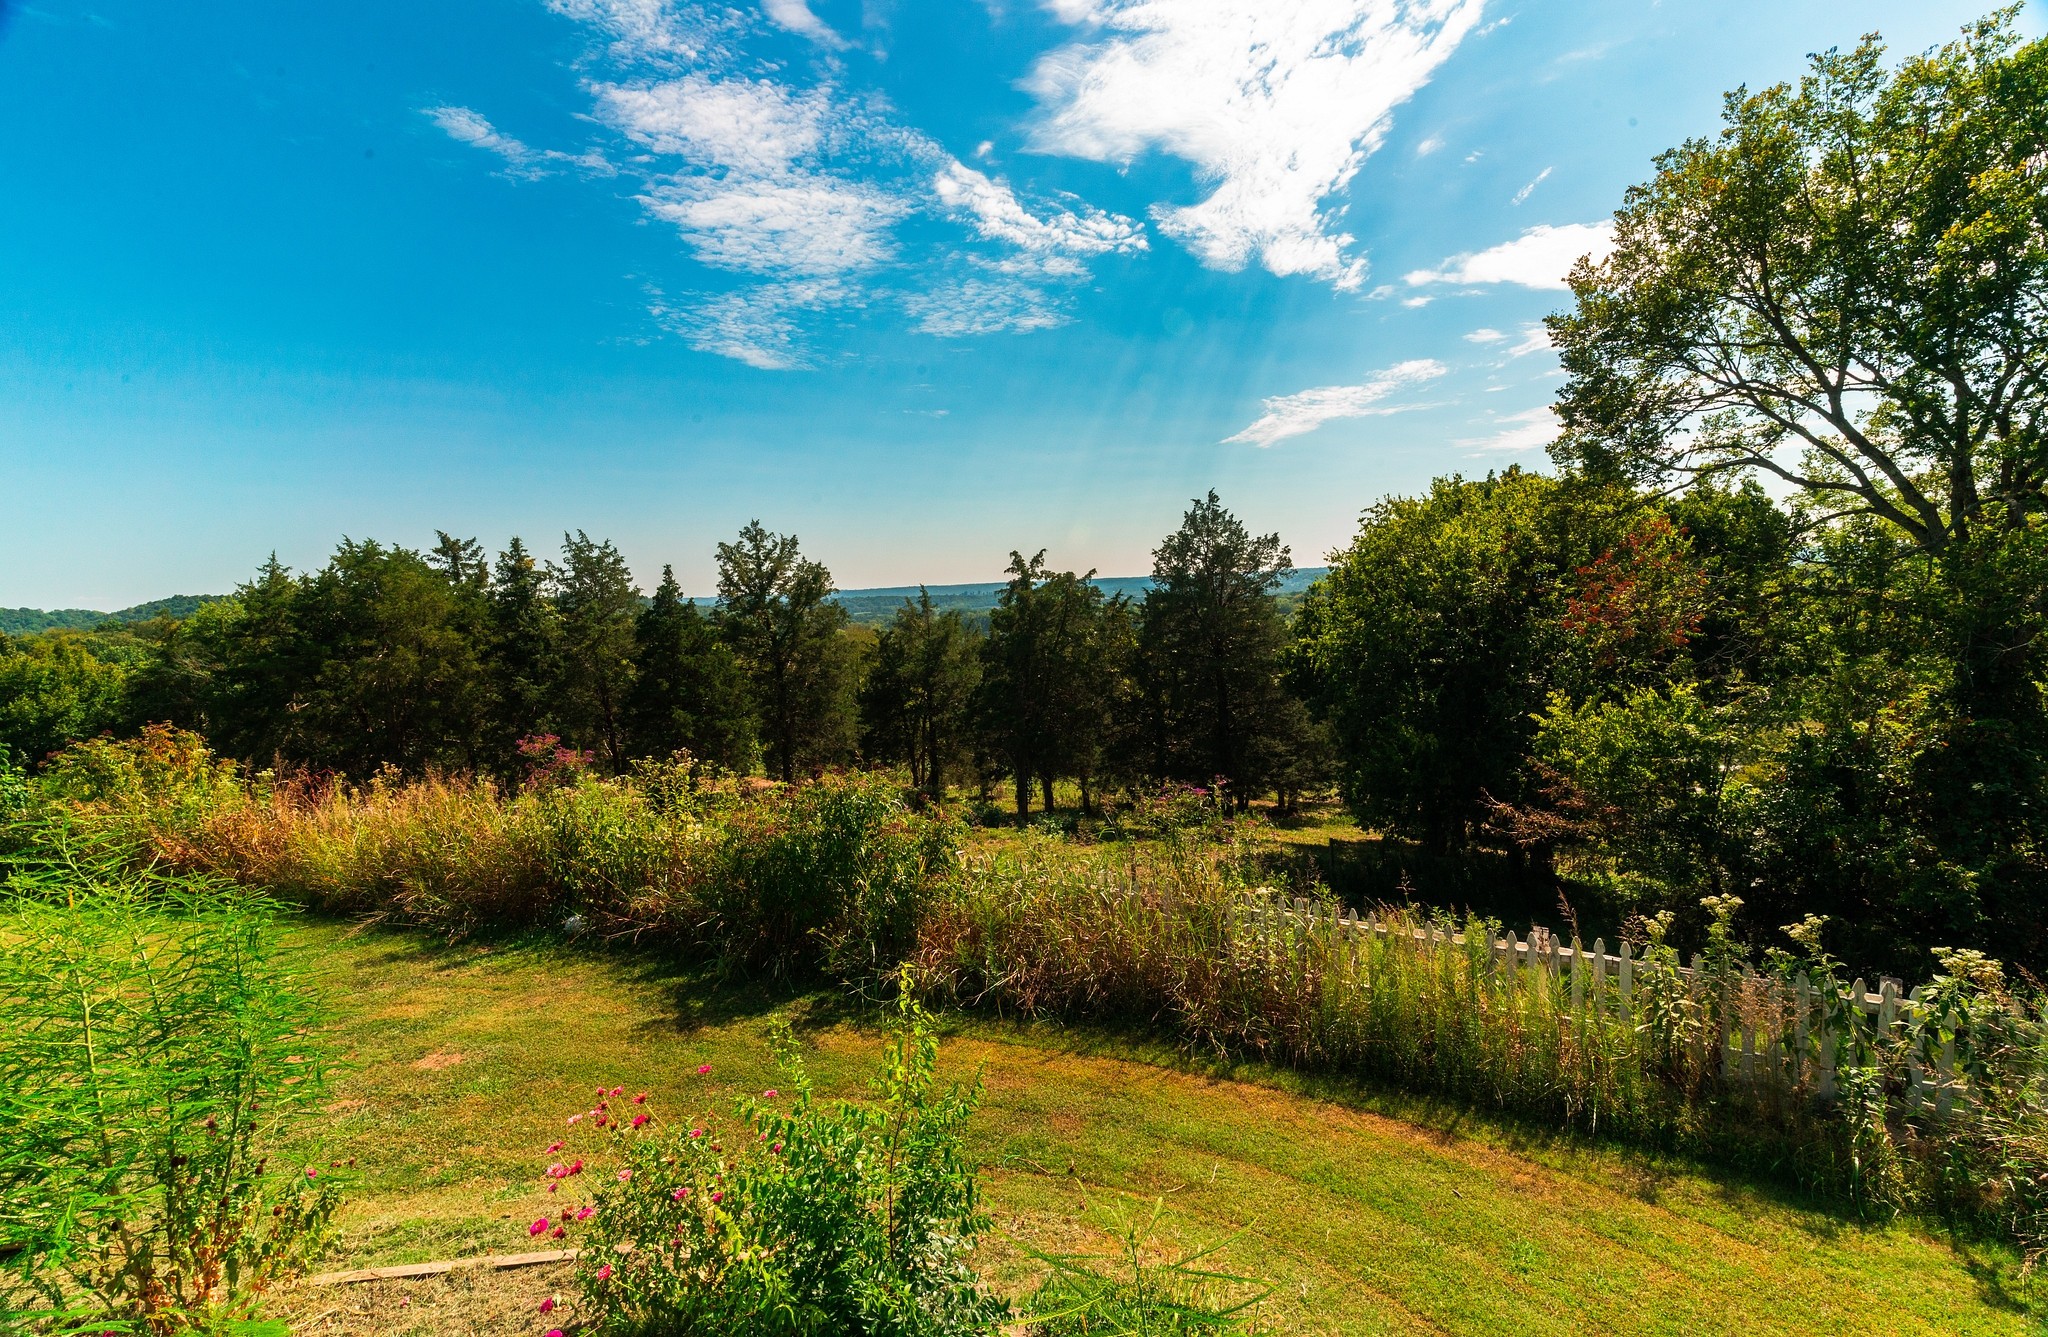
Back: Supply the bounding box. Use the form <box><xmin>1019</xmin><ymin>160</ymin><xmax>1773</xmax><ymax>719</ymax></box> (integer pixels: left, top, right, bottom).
<box><xmin>1618</xmin><ymin>942</ymin><xmax>1633</xmax><ymax>1022</ymax></box>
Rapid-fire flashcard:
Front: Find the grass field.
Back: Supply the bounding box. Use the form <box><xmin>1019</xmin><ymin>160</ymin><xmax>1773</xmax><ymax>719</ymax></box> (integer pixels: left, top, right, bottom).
<box><xmin>272</xmin><ymin>919</ymin><xmax>2041</xmax><ymax>1336</ymax></box>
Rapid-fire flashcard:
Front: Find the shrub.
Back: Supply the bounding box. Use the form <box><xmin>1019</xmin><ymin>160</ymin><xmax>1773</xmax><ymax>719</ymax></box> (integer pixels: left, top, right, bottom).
<box><xmin>542</xmin><ymin>982</ymin><xmax>1006</xmax><ymax>1336</ymax></box>
<box><xmin>49</xmin><ymin>733</ymin><xmax>958</xmax><ymax>986</ymax></box>
<box><xmin>0</xmin><ymin>828</ymin><xmax>339</xmax><ymax>1334</ymax></box>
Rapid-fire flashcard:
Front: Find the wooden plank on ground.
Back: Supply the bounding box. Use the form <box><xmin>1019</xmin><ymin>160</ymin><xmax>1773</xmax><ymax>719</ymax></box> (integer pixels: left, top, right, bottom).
<box><xmin>308</xmin><ymin>1249</ymin><xmax>579</xmax><ymax>1287</ymax></box>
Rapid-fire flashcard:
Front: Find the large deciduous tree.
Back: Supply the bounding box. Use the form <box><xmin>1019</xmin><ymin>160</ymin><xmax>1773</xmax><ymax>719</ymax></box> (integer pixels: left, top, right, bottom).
<box><xmin>1552</xmin><ymin>11</ymin><xmax>2048</xmax><ymax>555</ymax></box>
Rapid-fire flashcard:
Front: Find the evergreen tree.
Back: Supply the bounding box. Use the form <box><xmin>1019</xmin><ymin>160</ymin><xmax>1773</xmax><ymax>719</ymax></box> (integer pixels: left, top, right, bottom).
<box><xmin>859</xmin><ymin>589</ymin><xmax>981</xmax><ymax>800</ymax></box>
<box><xmin>1135</xmin><ymin>492</ymin><xmax>1301</xmax><ymax>806</ymax></box>
<box><xmin>977</xmin><ymin>552</ymin><xmax>1119</xmax><ymax>817</ymax></box>
<box><xmin>486</xmin><ymin>537</ymin><xmax>561</xmax><ymax>770</ymax></box>
<box><xmin>626</xmin><ymin>566</ymin><xmax>757</xmax><ymax>771</ymax></box>
<box><xmin>552</xmin><ymin>531</ymin><xmax>641</xmax><ymax>772</ymax></box>
<box><xmin>714</xmin><ymin>522</ymin><xmax>856</xmax><ymax>782</ymax></box>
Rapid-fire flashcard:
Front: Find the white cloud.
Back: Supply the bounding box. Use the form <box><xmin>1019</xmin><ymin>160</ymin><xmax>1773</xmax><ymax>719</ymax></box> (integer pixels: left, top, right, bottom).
<box><xmin>1509</xmin><ymin>165</ymin><xmax>1551</xmax><ymax>206</ymax></box>
<box><xmin>1464</xmin><ymin>327</ymin><xmax>1506</xmax><ymax>344</ymax></box>
<box><xmin>1026</xmin><ymin>0</ymin><xmax>1485</xmax><ymax>290</ymax></box>
<box><xmin>425</xmin><ymin>105</ymin><xmax>613</xmax><ymax>179</ymax></box>
<box><xmin>448</xmin><ymin>0</ymin><xmax>1150</xmax><ymax>366</ymax></box>
<box><xmin>904</xmin><ymin>277</ymin><xmax>1069</xmax><ymax>337</ymax></box>
<box><xmin>1224</xmin><ymin>358</ymin><xmax>1446</xmax><ymax>447</ymax></box>
<box><xmin>1415</xmin><ymin>134</ymin><xmax>1444</xmax><ymax>156</ymax></box>
<box><xmin>1462</xmin><ymin>404</ymin><xmax>1558</xmax><ymax>452</ymax></box>
<box><xmin>652</xmin><ymin>278</ymin><xmax>852</xmax><ymax>369</ymax></box>
<box><xmin>932</xmin><ymin>160</ymin><xmax>1147</xmax><ymax>270</ymax></box>
<box><xmin>1406</xmin><ymin>220</ymin><xmax>1614</xmax><ymax>289</ymax></box>
<box><xmin>596</xmin><ymin>76</ymin><xmax>829</xmax><ymax>175</ymax></box>
<box><xmin>1506</xmin><ymin>322</ymin><xmax>1552</xmax><ymax>357</ymax></box>
<box><xmin>545</xmin><ymin>0</ymin><xmax>734</xmax><ymax>63</ymax></box>
<box><xmin>640</xmin><ymin>174</ymin><xmax>909</xmax><ymax>275</ymax></box>
<box><xmin>762</xmin><ymin>0</ymin><xmax>850</xmax><ymax>48</ymax></box>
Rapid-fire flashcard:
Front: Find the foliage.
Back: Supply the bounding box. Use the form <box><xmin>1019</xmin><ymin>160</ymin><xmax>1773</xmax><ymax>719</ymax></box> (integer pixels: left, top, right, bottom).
<box><xmin>545</xmin><ymin>985</ymin><xmax>1007</xmax><ymax>1336</ymax></box>
<box><xmin>553</xmin><ymin>531</ymin><xmax>643</xmax><ymax>773</ymax></box>
<box><xmin>0</xmin><ymin>825</ymin><xmax>338</xmax><ymax>1334</ymax></box>
<box><xmin>861</xmin><ymin>589</ymin><xmax>982</xmax><ymax>802</ymax></box>
<box><xmin>1129</xmin><ymin>493</ymin><xmax>1314</xmax><ymax>808</ymax></box>
<box><xmin>0</xmin><ymin>631</ymin><xmax>128</xmax><ymax>769</ymax></box>
<box><xmin>1291</xmin><ymin>471</ymin><xmax>1642</xmax><ymax>852</ymax></box>
<box><xmin>716</xmin><ymin>522</ymin><xmax>859</xmax><ymax>783</ymax></box>
<box><xmin>978</xmin><ymin>552</ymin><xmax>1124</xmax><ymax>817</ymax></box>
<box><xmin>55</xmin><ymin>731</ymin><xmax>954</xmax><ymax>985</ymax></box>
<box><xmin>627</xmin><ymin>566</ymin><xmax>756</xmax><ymax>773</ymax></box>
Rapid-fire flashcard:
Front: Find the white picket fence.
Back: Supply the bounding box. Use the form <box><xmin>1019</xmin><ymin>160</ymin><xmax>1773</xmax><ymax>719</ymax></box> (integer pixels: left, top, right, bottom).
<box><xmin>1238</xmin><ymin>895</ymin><xmax>1976</xmax><ymax>1115</ymax></box>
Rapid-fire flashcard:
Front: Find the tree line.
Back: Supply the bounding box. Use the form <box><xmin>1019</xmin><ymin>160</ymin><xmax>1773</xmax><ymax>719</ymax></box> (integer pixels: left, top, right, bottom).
<box><xmin>0</xmin><ymin>496</ymin><xmax>1325</xmax><ymax>815</ymax></box>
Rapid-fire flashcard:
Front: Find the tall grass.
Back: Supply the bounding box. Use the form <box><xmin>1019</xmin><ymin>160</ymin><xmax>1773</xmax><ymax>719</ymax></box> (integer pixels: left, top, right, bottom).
<box><xmin>43</xmin><ymin>729</ymin><xmax>956</xmax><ymax>983</ymax></box>
<box><xmin>913</xmin><ymin>835</ymin><xmax>2048</xmax><ymax>1242</ymax></box>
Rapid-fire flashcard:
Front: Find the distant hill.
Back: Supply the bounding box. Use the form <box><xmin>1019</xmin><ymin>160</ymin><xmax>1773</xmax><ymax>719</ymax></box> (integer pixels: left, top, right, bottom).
<box><xmin>1</xmin><ymin>572</ymin><xmax>1334</xmax><ymax>637</ymax></box>
<box><xmin>825</xmin><ymin>568</ymin><xmax>1331</xmax><ymax>627</ymax></box>
<box><xmin>0</xmin><ymin>594</ymin><xmax>224</xmax><ymax>636</ymax></box>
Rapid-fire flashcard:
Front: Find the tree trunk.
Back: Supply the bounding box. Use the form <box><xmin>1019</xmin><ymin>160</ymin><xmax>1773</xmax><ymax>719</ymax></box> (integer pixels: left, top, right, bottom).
<box><xmin>1040</xmin><ymin>773</ymin><xmax>1055</xmax><ymax>815</ymax></box>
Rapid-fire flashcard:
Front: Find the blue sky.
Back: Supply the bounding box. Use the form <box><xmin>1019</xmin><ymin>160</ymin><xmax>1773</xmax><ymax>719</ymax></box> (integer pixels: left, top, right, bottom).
<box><xmin>2</xmin><ymin>0</ymin><xmax>2029</xmax><ymax>608</ymax></box>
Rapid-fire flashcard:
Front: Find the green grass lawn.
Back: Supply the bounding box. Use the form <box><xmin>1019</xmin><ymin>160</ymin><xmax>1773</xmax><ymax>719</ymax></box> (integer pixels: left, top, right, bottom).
<box><xmin>274</xmin><ymin>919</ymin><xmax>2041</xmax><ymax>1336</ymax></box>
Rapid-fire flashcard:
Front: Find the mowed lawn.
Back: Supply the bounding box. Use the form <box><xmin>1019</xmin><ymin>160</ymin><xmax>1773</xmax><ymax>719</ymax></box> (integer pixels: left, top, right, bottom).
<box><xmin>272</xmin><ymin>921</ymin><xmax>2040</xmax><ymax>1336</ymax></box>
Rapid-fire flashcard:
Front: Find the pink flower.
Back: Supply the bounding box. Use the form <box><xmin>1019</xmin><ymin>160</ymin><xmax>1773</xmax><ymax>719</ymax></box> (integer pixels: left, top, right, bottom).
<box><xmin>539</xmin><ymin>1298</ymin><xmax>556</xmax><ymax>1315</ymax></box>
<box><xmin>568</xmin><ymin>1159</ymin><xmax>584</xmax><ymax>1175</ymax></box>
<box><xmin>596</xmin><ymin>1263</ymin><xmax>613</xmax><ymax>1281</ymax></box>
<box><xmin>551</xmin><ymin>1225</ymin><xmax>565</xmax><ymax>1239</ymax></box>
<box><xmin>763</xmin><ymin>1089</ymin><xmax>778</xmax><ymax>1099</ymax></box>
<box><xmin>305</xmin><ymin>1169</ymin><xmax>318</xmax><ymax>1179</ymax></box>
<box><xmin>547</xmin><ymin>1330</ymin><xmax>565</xmax><ymax>1337</ymax></box>
<box><xmin>633</xmin><ymin>1092</ymin><xmax>648</xmax><ymax>1104</ymax></box>
<box><xmin>576</xmin><ymin>1205</ymin><xmax>596</xmax><ymax>1221</ymax></box>
<box><xmin>546</xmin><ymin>1140</ymin><xmax>564</xmax><ymax>1154</ymax></box>
<box><xmin>548</xmin><ymin>1183</ymin><xmax>559</xmax><ymax>1194</ymax></box>
<box><xmin>567</xmin><ymin>1113</ymin><xmax>582</xmax><ymax>1126</ymax></box>
<box><xmin>671</xmin><ymin>1187</ymin><xmax>690</xmax><ymax>1201</ymax></box>
<box><xmin>772</xmin><ymin>1142</ymin><xmax>782</xmax><ymax>1153</ymax></box>
<box><xmin>710</xmin><ymin>1191</ymin><xmax>724</xmax><ymax>1204</ymax></box>
<box><xmin>595</xmin><ymin>1087</ymin><xmax>606</xmax><ymax>1098</ymax></box>
<box><xmin>547</xmin><ymin>1163</ymin><xmax>567</xmax><ymax>1179</ymax></box>
<box><xmin>616</xmin><ymin>1169</ymin><xmax>632</xmax><ymax>1182</ymax></box>
<box><xmin>697</xmin><ymin>1064</ymin><xmax>711</xmax><ymax>1075</ymax></box>
<box><xmin>632</xmin><ymin>1113</ymin><xmax>649</xmax><ymax>1128</ymax></box>
<box><xmin>689</xmin><ymin>1128</ymin><xmax>703</xmax><ymax>1139</ymax></box>
<box><xmin>529</xmin><ymin>1218</ymin><xmax>549</xmax><ymax>1237</ymax></box>
<box><xmin>611</xmin><ymin>1086</ymin><xmax>624</xmax><ymax>1097</ymax></box>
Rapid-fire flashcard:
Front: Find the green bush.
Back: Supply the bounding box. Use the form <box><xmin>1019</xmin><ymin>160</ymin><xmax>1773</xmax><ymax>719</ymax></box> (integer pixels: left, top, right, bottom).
<box><xmin>0</xmin><ymin>828</ymin><xmax>339</xmax><ymax>1334</ymax></box>
<box><xmin>544</xmin><ymin>983</ymin><xmax>1006</xmax><ymax>1336</ymax></box>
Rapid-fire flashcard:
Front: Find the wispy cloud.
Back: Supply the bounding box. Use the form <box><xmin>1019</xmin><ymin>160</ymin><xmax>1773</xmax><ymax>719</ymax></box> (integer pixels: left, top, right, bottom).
<box><xmin>1509</xmin><ymin>165</ymin><xmax>1551</xmax><ymax>205</ymax></box>
<box><xmin>1462</xmin><ymin>404</ymin><xmax>1558</xmax><ymax>452</ymax></box>
<box><xmin>761</xmin><ymin>0</ymin><xmax>850</xmax><ymax>49</ymax></box>
<box><xmin>1025</xmin><ymin>0</ymin><xmax>1485</xmax><ymax>291</ymax></box>
<box><xmin>1406</xmin><ymin>221</ymin><xmax>1614</xmax><ymax>289</ymax></box>
<box><xmin>432</xmin><ymin>2</ymin><xmax>1151</xmax><ymax>368</ymax></box>
<box><xmin>1224</xmin><ymin>359</ymin><xmax>1446</xmax><ymax>448</ymax></box>
<box><xmin>1506</xmin><ymin>322</ymin><xmax>1553</xmax><ymax>357</ymax></box>
<box><xmin>1465</xmin><ymin>327</ymin><xmax>1506</xmax><ymax>344</ymax></box>
<box><xmin>425</xmin><ymin>105</ymin><xmax>612</xmax><ymax>180</ymax></box>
